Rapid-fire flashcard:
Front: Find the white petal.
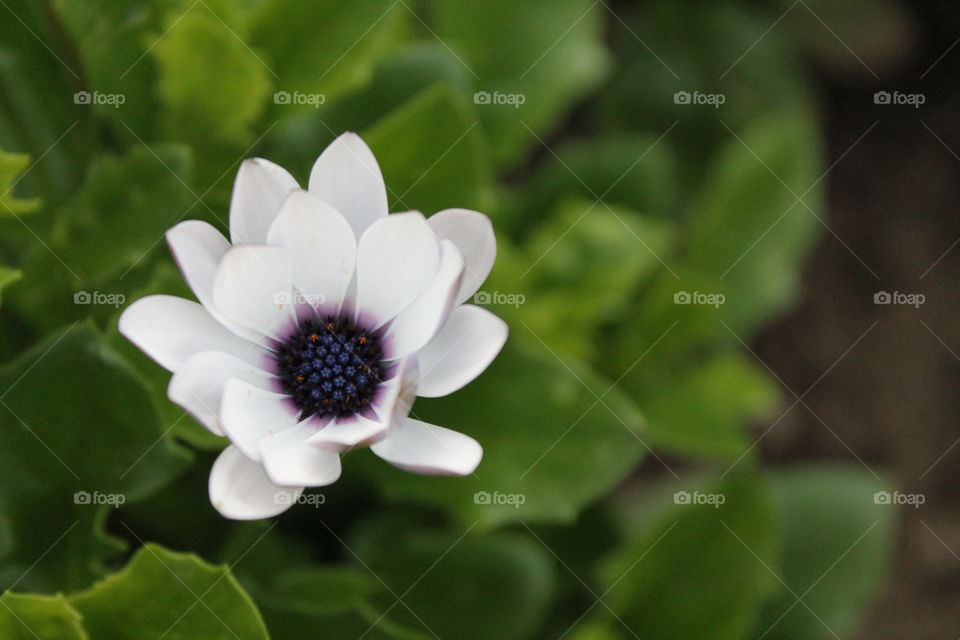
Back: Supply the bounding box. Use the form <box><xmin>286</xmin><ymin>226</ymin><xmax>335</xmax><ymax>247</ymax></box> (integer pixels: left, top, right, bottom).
<box><xmin>416</xmin><ymin>305</ymin><xmax>507</xmax><ymax>397</ymax></box>
<box><xmin>212</xmin><ymin>246</ymin><xmax>296</xmax><ymax>340</ymax></box>
<box><xmin>119</xmin><ymin>295</ymin><xmax>259</xmax><ymax>372</ymax></box>
<box><xmin>306</xmin><ymin>413</ymin><xmax>388</xmax><ymax>450</ymax></box>
<box><xmin>166</xmin><ymin>221</ymin><xmax>263</xmax><ymax>343</ymax></box>
<box><xmin>168</xmin><ymin>351</ymin><xmax>274</xmax><ymax>436</ymax></box>
<box><xmin>428</xmin><ymin>208</ymin><xmax>496</xmax><ymax>305</ymax></box>
<box><xmin>370</xmin><ymin>417</ymin><xmax>482</xmax><ymax>475</ymax></box>
<box><xmin>230</xmin><ymin>158</ymin><xmax>300</xmax><ymax>244</ymax></box>
<box><xmin>266</xmin><ymin>191</ymin><xmax>356</xmax><ymax>310</ymax></box>
<box><xmin>209</xmin><ymin>445</ymin><xmax>303</xmax><ymax>520</ymax></box>
<box><xmin>219</xmin><ymin>378</ymin><xmax>298</xmax><ymax>460</ymax></box>
<box><xmin>308</xmin><ymin>132</ymin><xmax>388</xmax><ymax>238</ymax></box>
<box><xmin>258</xmin><ymin>425</ymin><xmax>343</xmax><ymax>487</ymax></box>
<box><xmin>355</xmin><ymin>211</ymin><xmax>440</xmax><ymax>326</ymax></box>
<box><xmin>386</xmin><ymin>240</ymin><xmax>464</xmax><ymax>359</ymax></box>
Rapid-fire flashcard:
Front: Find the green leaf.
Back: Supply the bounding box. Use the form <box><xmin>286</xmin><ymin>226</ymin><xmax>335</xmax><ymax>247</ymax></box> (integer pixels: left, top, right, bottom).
<box><xmin>363</xmin><ymin>339</ymin><xmax>646</xmax><ymax>528</ymax></box>
<box><xmin>0</xmin><ymin>266</ymin><xmax>21</xmax><ymax>305</ymax></box>
<box><xmin>506</xmin><ymin>198</ymin><xmax>673</xmax><ymax>360</ymax></box>
<box><xmin>758</xmin><ymin>465</ymin><xmax>895</xmax><ymax>640</ymax></box>
<box><xmin>637</xmin><ymin>353</ymin><xmax>779</xmax><ymax>460</ymax></box>
<box><xmin>349</xmin><ymin>515</ymin><xmax>557</xmax><ymax>640</ymax></box>
<box><xmin>0</xmin><ymin>592</ymin><xmax>88</xmax><ymax>640</ymax></box>
<box><xmin>0</xmin><ymin>324</ymin><xmax>192</xmax><ymax>591</ymax></box>
<box><xmin>250</xmin><ymin>0</ymin><xmax>408</xmax><ymax>108</ymax></box>
<box><xmin>363</xmin><ymin>83</ymin><xmax>495</xmax><ymax>215</ymax></box>
<box><xmin>430</xmin><ymin>0</ymin><xmax>611</xmax><ymax>165</ymax></box>
<box><xmin>151</xmin><ymin>6</ymin><xmax>271</xmax><ymax>145</ymax></box>
<box><xmin>600</xmin><ymin>471</ymin><xmax>779</xmax><ymax>640</ymax></box>
<box><xmin>0</xmin><ymin>149</ymin><xmax>40</xmax><ymax>215</ymax></box>
<box><xmin>69</xmin><ymin>543</ymin><xmax>270</xmax><ymax>640</ymax></box>
<box><xmin>684</xmin><ymin>110</ymin><xmax>822</xmax><ymax>337</ymax></box>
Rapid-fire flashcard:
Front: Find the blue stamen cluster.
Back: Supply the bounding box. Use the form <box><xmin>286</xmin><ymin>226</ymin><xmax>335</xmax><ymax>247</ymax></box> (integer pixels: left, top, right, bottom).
<box><xmin>274</xmin><ymin>316</ymin><xmax>384</xmax><ymax>420</ymax></box>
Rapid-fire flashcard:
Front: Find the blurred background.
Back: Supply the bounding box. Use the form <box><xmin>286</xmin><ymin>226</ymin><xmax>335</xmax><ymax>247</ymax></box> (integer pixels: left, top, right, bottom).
<box><xmin>0</xmin><ymin>0</ymin><xmax>957</xmax><ymax>638</ymax></box>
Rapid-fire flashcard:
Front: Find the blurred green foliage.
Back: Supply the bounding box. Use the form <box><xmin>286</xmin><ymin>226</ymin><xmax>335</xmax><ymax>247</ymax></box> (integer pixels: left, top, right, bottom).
<box><xmin>0</xmin><ymin>0</ymin><xmax>895</xmax><ymax>638</ymax></box>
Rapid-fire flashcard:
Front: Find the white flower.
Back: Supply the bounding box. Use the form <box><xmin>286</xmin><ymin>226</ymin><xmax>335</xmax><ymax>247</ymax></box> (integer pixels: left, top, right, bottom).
<box><xmin>119</xmin><ymin>133</ymin><xmax>507</xmax><ymax>520</ymax></box>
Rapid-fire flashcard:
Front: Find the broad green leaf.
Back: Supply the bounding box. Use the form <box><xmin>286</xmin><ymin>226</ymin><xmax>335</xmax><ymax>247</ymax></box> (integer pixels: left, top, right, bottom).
<box><xmin>0</xmin><ymin>592</ymin><xmax>87</xmax><ymax>640</ymax></box>
<box><xmin>250</xmin><ymin>0</ymin><xmax>408</xmax><ymax>109</ymax></box>
<box><xmin>509</xmin><ymin>133</ymin><xmax>680</xmax><ymax>235</ymax></box>
<box><xmin>637</xmin><ymin>353</ymin><xmax>779</xmax><ymax>460</ymax></box>
<box><xmin>349</xmin><ymin>515</ymin><xmax>557</xmax><ymax>640</ymax></box>
<box><xmin>151</xmin><ymin>6</ymin><xmax>271</xmax><ymax>145</ymax></box>
<box><xmin>363</xmin><ymin>83</ymin><xmax>495</xmax><ymax>215</ymax></box>
<box><xmin>69</xmin><ymin>543</ymin><xmax>270</xmax><ymax>640</ymax></box>
<box><xmin>600</xmin><ymin>471</ymin><xmax>779</xmax><ymax>640</ymax></box>
<box><xmin>758</xmin><ymin>466</ymin><xmax>895</xmax><ymax>640</ymax></box>
<box><xmin>0</xmin><ymin>149</ymin><xmax>40</xmax><ymax>215</ymax></box>
<box><xmin>430</xmin><ymin>0</ymin><xmax>611</xmax><ymax>165</ymax></box>
<box><xmin>0</xmin><ymin>324</ymin><xmax>192</xmax><ymax>591</ymax></box>
<box><xmin>362</xmin><ymin>339</ymin><xmax>646</xmax><ymax>528</ymax></box>
<box><xmin>0</xmin><ymin>1</ymin><xmax>92</xmax><ymax>201</ymax></box>
<box><xmin>502</xmin><ymin>198</ymin><xmax>673</xmax><ymax>360</ymax></box>
<box><xmin>0</xmin><ymin>266</ymin><xmax>21</xmax><ymax>305</ymax></box>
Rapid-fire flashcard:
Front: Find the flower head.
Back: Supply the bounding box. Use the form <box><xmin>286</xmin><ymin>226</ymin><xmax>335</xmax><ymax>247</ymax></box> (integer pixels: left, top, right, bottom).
<box><xmin>120</xmin><ymin>133</ymin><xmax>507</xmax><ymax>519</ymax></box>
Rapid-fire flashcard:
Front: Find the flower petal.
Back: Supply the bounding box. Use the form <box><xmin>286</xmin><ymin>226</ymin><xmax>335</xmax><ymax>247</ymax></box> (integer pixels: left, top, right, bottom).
<box><xmin>266</xmin><ymin>191</ymin><xmax>356</xmax><ymax>310</ymax></box>
<box><xmin>212</xmin><ymin>246</ymin><xmax>296</xmax><ymax>340</ymax></box>
<box><xmin>415</xmin><ymin>305</ymin><xmax>507</xmax><ymax>397</ymax></box>
<box><xmin>230</xmin><ymin>158</ymin><xmax>300</xmax><ymax>245</ymax></box>
<box><xmin>219</xmin><ymin>378</ymin><xmax>299</xmax><ymax>460</ymax></box>
<box><xmin>118</xmin><ymin>295</ymin><xmax>259</xmax><ymax>372</ymax></box>
<box><xmin>386</xmin><ymin>240</ymin><xmax>464</xmax><ymax>359</ymax></box>
<box><xmin>168</xmin><ymin>351</ymin><xmax>274</xmax><ymax>436</ymax></box>
<box><xmin>209</xmin><ymin>445</ymin><xmax>302</xmax><ymax>520</ymax></box>
<box><xmin>355</xmin><ymin>211</ymin><xmax>440</xmax><ymax>326</ymax></box>
<box><xmin>258</xmin><ymin>425</ymin><xmax>342</xmax><ymax>487</ymax></box>
<box><xmin>428</xmin><ymin>208</ymin><xmax>496</xmax><ymax>305</ymax></box>
<box><xmin>308</xmin><ymin>132</ymin><xmax>388</xmax><ymax>238</ymax></box>
<box><xmin>166</xmin><ymin>221</ymin><xmax>263</xmax><ymax>342</ymax></box>
<box><xmin>370</xmin><ymin>417</ymin><xmax>482</xmax><ymax>475</ymax></box>
<box><xmin>306</xmin><ymin>413</ymin><xmax>388</xmax><ymax>450</ymax></box>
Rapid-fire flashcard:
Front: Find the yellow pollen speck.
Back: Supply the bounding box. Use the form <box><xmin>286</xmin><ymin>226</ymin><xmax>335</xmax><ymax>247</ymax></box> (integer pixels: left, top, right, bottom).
<box><xmin>309</xmin><ymin>333</ymin><xmax>319</xmax><ymax>342</ymax></box>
